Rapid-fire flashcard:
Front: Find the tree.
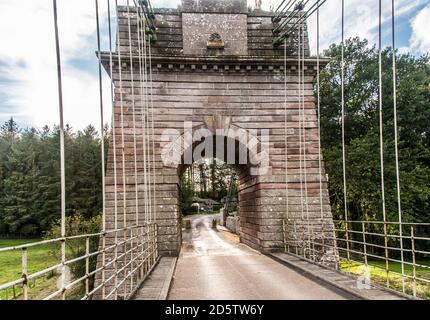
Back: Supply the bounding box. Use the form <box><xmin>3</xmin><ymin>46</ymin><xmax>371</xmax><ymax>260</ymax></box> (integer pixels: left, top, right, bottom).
<box><xmin>45</xmin><ymin>213</ymin><xmax>101</xmax><ymax>292</ymax></box>
<box><xmin>180</xmin><ymin>160</ymin><xmax>238</xmax><ymax>214</ymax></box>
<box><xmin>319</xmin><ymin>37</ymin><xmax>430</xmax><ymax>252</ymax></box>
<box><xmin>0</xmin><ymin>123</ymin><xmax>105</xmax><ymax>237</ymax></box>
<box><xmin>180</xmin><ymin>173</ymin><xmax>195</xmax><ymax>215</ymax></box>
<box><xmin>66</xmin><ymin>125</ymin><xmax>103</xmax><ymax>219</ymax></box>
<box><xmin>0</xmin><ymin>117</ymin><xmax>20</xmax><ymax>144</ymax></box>
<box><xmin>2</xmin><ymin>129</ymin><xmax>44</xmax><ymax>235</ymax></box>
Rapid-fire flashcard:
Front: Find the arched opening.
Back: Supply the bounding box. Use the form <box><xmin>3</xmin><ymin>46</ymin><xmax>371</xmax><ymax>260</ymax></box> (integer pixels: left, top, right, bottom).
<box><xmin>179</xmin><ymin>159</ymin><xmax>239</xmax><ymax>255</ymax></box>
<box><xmin>175</xmin><ymin>131</ymin><xmax>263</xmax><ymax>250</ymax></box>
<box><xmin>180</xmin><ymin>160</ymin><xmax>238</xmax><ymax>217</ymax></box>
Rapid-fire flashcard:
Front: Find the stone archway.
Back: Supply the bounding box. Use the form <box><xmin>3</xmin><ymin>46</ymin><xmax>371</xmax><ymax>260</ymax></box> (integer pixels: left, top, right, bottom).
<box><xmin>158</xmin><ymin>116</ymin><xmax>271</xmax><ymax>254</ymax></box>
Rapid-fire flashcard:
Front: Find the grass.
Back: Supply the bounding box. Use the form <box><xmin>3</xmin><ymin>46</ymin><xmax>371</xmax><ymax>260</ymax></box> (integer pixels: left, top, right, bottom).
<box><xmin>0</xmin><ymin>238</ymin><xmax>61</xmax><ymax>300</ymax></box>
<box><xmin>201</xmin><ymin>210</ymin><xmax>220</xmax><ymax>215</ymax></box>
<box><xmin>183</xmin><ymin>209</ymin><xmax>220</xmax><ymax>216</ymax></box>
<box><xmin>340</xmin><ymin>258</ymin><xmax>430</xmax><ymax>299</ymax></box>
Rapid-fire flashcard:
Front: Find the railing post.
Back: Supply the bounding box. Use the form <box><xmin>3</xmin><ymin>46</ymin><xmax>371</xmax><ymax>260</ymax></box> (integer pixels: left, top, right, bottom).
<box><xmin>22</xmin><ymin>248</ymin><xmax>28</xmax><ymax>300</ymax></box>
<box><xmin>344</xmin><ymin>221</ymin><xmax>351</xmax><ymax>274</ymax></box>
<box><xmin>294</xmin><ymin>220</ymin><xmax>298</xmax><ymax>255</ymax></box>
<box><xmin>102</xmin><ymin>232</ymin><xmax>106</xmax><ymax>299</ymax></box>
<box><xmin>410</xmin><ymin>226</ymin><xmax>417</xmax><ymax>297</ymax></box>
<box><xmin>399</xmin><ymin>222</ymin><xmax>406</xmax><ymax>294</ymax></box>
<box><xmin>311</xmin><ymin>222</ymin><xmax>316</xmax><ymax>262</ymax></box>
<box><xmin>152</xmin><ymin>224</ymin><xmax>155</xmax><ymax>261</ymax></box>
<box><xmin>383</xmin><ymin>222</ymin><xmax>390</xmax><ymax>288</ymax></box>
<box><xmin>361</xmin><ymin>222</ymin><xmax>368</xmax><ymax>270</ymax></box>
<box><xmin>123</xmin><ymin>227</ymin><xmax>128</xmax><ymax>299</ymax></box>
<box><xmin>143</xmin><ymin>225</ymin><xmax>146</xmax><ymax>280</ymax></box>
<box><xmin>130</xmin><ymin>227</ymin><xmax>134</xmax><ymax>294</ymax></box>
<box><xmin>85</xmin><ymin>236</ymin><xmax>90</xmax><ymax>297</ymax></box>
<box><xmin>140</xmin><ymin>226</ymin><xmax>144</xmax><ymax>279</ymax></box>
<box><xmin>114</xmin><ymin>229</ymin><xmax>118</xmax><ymax>300</ymax></box>
<box><xmin>283</xmin><ymin>219</ymin><xmax>287</xmax><ymax>253</ymax></box>
<box><xmin>154</xmin><ymin>223</ymin><xmax>158</xmax><ymax>262</ymax></box>
<box><xmin>144</xmin><ymin>225</ymin><xmax>148</xmax><ymax>275</ymax></box>
<box><xmin>149</xmin><ymin>225</ymin><xmax>152</xmax><ymax>264</ymax></box>
<box><xmin>321</xmin><ymin>215</ymin><xmax>326</xmax><ymax>258</ymax></box>
<box><xmin>61</xmin><ymin>238</ymin><xmax>66</xmax><ymax>300</ymax></box>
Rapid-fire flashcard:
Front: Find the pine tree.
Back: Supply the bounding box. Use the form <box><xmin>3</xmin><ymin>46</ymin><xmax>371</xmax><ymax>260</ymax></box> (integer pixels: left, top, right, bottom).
<box><xmin>0</xmin><ymin>118</ymin><xmax>20</xmax><ymax>234</ymax></box>
<box><xmin>3</xmin><ymin>129</ymin><xmax>43</xmax><ymax>235</ymax></box>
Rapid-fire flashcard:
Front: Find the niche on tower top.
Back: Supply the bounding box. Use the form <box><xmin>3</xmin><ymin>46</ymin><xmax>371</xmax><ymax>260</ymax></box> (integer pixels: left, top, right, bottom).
<box><xmin>181</xmin><ymin>0</ymin><xmax>248</xmax><ymax>56</ymax></box>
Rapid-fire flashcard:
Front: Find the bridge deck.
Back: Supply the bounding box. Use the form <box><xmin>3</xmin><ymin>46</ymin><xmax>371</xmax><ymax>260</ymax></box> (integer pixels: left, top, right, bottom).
<box><xmin>166</xmin><ymin>214</ymin><xmax>347</xmax><ymax>300</ymax></box>
<box><xmin>132</xmin><ymin>214</ymin><xmax>410</xmax><ymax>300</ymax></box>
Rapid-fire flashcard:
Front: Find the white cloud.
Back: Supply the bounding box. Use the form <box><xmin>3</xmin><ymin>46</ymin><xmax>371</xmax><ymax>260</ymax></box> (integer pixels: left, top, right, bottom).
<box><xmin>398</xmin><ymin>46</ymin><xmax>410</xmax><ymax>55</ymax></box>
<box><xmin>0</xmin><ymin>0</ymin><xmax>113</xmax><ymax>130</ymax></box>
<box><xmin>410</xmin><ymin>4</ymin><xmax>430</xmax><ymax>54</ymax></box>
<box><xmin>305</xmin><ymin>0</ymin><xmax>429</xmax><ymax>55</ymax></box>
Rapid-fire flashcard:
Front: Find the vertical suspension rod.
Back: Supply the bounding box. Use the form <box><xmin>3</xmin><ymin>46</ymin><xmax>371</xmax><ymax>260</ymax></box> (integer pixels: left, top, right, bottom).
<box><xmin>52</xmin><ymin>0</ymin><xmax>67</xmax><ymax>300</ymax></box>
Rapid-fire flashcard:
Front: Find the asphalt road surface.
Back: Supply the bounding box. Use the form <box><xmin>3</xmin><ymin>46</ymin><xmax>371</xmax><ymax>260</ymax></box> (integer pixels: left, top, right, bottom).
<box><xmin>168</xmin><ymin>214</ymin><xmax>346</xmax><ymax>300</ymax></box>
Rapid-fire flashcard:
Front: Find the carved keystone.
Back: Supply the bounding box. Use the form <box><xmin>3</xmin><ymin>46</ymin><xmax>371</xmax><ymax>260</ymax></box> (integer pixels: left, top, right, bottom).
<box><xmin>204</xmin><ymin>115</ymin><xmax>232</xmax><ymax>133</ymax></box>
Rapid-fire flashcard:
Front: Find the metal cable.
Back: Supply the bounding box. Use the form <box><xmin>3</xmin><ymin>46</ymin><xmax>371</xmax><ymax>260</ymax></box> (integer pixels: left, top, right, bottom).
<box><xmin>126</xmin><ymin>0</ymin><xmax>140</xmax><ymax>292</ymax></box>
<box><xmin>297</xmin><ymin>24</ymin><xmax>306</xmax><ymax>256</ymax></box>
<box><xmin>316</xmin><ymin>0</ymin><xmax>325</xmax><ymax>257</ymax></box>
<box><xmin>136</xmin><ymin>4</ymin><xmax>148</xmax><ymax>223</ymax></box>
<box><xmin>274</xmin><ymin>0</ymin><xmax>312</xmax><ymax>34</ymax></box>
<box><xmin>341</xmin><ymin>0</ymin><xmax>351</xmax><ymax>271</ymax></box>
<box><xmin>391</xmin><ymin>0</ymin><xmax>406</xmax><ymax>294</ymax></box>
<box><xmin>107</xmin><ymin>0</ymin><xmax>120</xmax><ymax>300</ymax></box>
<box><xmin>95</xmin><ymin>0</ymin><xmax>107</xmax><ymax>299</ymax></box>
<box><xmin>133</xmin><ymin>1</ymin><xmax>149</xmax><ymax>224</ymax></box>
<box><xmin>95</xmin><ymin>0</ymin><xmax>106</xmax><ymax>235</ymax></box>
<box><xmin>273</xmin><ymin>0</ymin><xmax>298</xmax><ymax>24</ymax></box>
<box><xmin>126</xmin><ymin>1</ymin><xmax>140</xmax><ymax>228</ymax></box>
<box><xmin>300</xmin><ymin>24</ymin><xmax>312</xmax><ymax>259</ymax></box>
<box><xmin>114</xmin><ymin>0</ymin><xmax>128</xmax><ymax>298</ymax></box>
<box><xmin>135</xmin><ymin>2</ymin><xmax>152</xmax><ymax>275</ymax></box>
<box><xmin>279</xmin><ymin>0</ymin><xmax>327</xmax><ymax>39</ymax></box>
<box><xmin>52</xmin><ymin>0</ymin><xmax>67</xmax><ymax>300</ymax></box>
<box><xmin>284</xmin><ymin>38</ymin><xmax>290</xmax><ymax>253</ymax></box>
<box><xmin>148</xmin><ymin>40</ymin><xmax>156</xmax><ymax>223</ymax></box>
<box><xmin>378</xmin><ymin>0</ymin><xmax>390</xmax><ymax>287</ymax></box>
<box><xmin>142</xmin><ymin>14</ymin><xmax>152</xmax><ymax>223</ymax></box>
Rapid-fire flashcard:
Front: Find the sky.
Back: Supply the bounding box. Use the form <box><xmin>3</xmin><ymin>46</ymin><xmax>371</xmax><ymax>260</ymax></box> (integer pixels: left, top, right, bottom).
<box><xmin>0</xmin><ymin>0</ymin><xmax>429</xmax><ymax>131</ymax></box>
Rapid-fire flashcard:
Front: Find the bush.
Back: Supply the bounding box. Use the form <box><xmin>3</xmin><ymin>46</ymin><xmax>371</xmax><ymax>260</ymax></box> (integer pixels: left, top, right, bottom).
<box><xmin>213</xmin><ymin>204</ymin><xmax>223</xmax><ymax>211</ymax></box>
<box><xmin>44</xmin><ymin>213</ymin><xmax>101</xmax><ymax>291</ymax></box>
<box><xmin>182</xmin><ymin>206</ymin><xmax>199</xmax><ymax>215</ymax></box>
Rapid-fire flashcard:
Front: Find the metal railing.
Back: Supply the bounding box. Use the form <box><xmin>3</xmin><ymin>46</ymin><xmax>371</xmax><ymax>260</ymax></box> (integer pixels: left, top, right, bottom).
<box><xmin>0</xmin><ymin>223</ymin><xmax>158</xmax><ymax>300</ymax></box>
<box><xmin>283</xmin><ymin>219</ymin><xmax>430</xmax><ymax>299</ymax></box>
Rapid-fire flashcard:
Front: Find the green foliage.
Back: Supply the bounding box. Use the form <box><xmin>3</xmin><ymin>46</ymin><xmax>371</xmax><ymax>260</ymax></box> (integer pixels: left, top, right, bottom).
<box><xmin>0</xmin><ymin>120</ymin><xmax>107</xmax><ymax>237</ymax></box>
<box><xmin>209</xmin><ymin>33</ymin><xmax>222</xmax><ymax>41</ymax></box>
<box><xmin>44</xmin><ymin>213</ymin><xmax>101</xmax><ymax>289</ymax></box>
<box><xmin>340</xmin><ymin>259</ymin><xmax>430</xmax><ymax>299</ymax></box>
<box><xmin>180</xmin><ymin>173</ymin><xmax>195</xmax><ymax>214</ymax></box>
<box><xmin>180</xmin><ymin>161</ymin><xmax>238</xmax><ymax>214</ymax></box>
<box><xmin>320</xmin><ymin>38</ymin><xmax>430</xmax><ymax>252</ymax></box>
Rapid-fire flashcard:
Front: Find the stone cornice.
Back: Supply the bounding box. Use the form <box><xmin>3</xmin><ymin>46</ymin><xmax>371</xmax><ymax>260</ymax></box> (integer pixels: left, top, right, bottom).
<box><xmin>99</xmin><ymin>52</ymin><xmax>329</xmax><ymax>75</ymax></box>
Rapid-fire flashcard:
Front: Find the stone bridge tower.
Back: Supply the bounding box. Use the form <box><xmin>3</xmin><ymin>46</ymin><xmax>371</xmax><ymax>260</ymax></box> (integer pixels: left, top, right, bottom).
<box><xmin>99</xmin><ymin>0</ymin><xmax>338</xmax><ymax>287</ymax></box>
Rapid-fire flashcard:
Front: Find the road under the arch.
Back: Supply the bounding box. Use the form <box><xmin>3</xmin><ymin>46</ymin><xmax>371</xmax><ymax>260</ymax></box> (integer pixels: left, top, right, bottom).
<box><xmin>168</xmin><ymin>214</ymin><xmax>346</xmax><ymax>300</ymax></box>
